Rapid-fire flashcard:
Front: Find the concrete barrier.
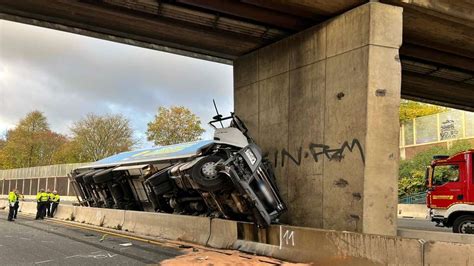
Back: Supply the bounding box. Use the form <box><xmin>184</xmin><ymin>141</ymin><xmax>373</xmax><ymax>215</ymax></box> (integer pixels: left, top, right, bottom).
<box><xmin>122</xmin><ymin>210</ymin><xmax>211</xmax><ymax>245</ymax></box>
<box><xmin>20</xmin><ymin>201</ymin><xmax>37</xmax><ymax>215</ymax></box>
<box><xmin>398</xmin><ymin>204</ymin><xmax>429</xmax><ymax>219</ymax></box>
<box><xmin>101</xmin><ymin>208</ymin><xmax>125</xmax><ymax>230</ymax></box>
<box><xmin>0</xmin><ymin>200</ymin><xmax>7</xmax><ymax>209</ymax></box>
<box><xmin>233</xmin><ymin>223</ymin><xmax>423</xmax><ymax>265</ymax></box>
<box><xmin>207</xmin><ymin>218</ymin><xmax>238</xmax><ymax>249</ymax></box>
<box><xmin>399</xmin><ymin>228</ymin><xmax>474</xmax><ymax>244</ymax></box>
<box><xmin>423</xmin><ymin>240</ymin><xmax>474</xmax><ymax>265</ymax></box>
<box><xmin>74</xmin><ymin>206</ymin><xmax>103</xmax><ymax>225</ymax></box>
<box><xmin>54</xmin><ymin>205</ymin><xmax>75</xmax><ymax>221</ymax></box>
<box><xmin>74</xmin><ymin>207</ymin><xmax>126</xmax><ymax>228</ymax></box>
<box><xmin>0</xmin><ymin>195</ymin><xmax>78</xmax><ymax>204</ymax></box>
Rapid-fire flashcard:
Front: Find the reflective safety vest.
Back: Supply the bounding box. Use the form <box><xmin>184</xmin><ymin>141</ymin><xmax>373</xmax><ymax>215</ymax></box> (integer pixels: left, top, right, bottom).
<box><xmin>51</xmin><ymin>194</ymin><xmax>60</xmax><ymax>203</ymax></box>
<box><xmin>8</xmin><ymin>191</ymin><xmax>17</xmax><ymax>203</ymax></box>
<box><xmin>37</xmin><ymin>192</ymin><xmax>49</xmax><ymax>202</ymax></box>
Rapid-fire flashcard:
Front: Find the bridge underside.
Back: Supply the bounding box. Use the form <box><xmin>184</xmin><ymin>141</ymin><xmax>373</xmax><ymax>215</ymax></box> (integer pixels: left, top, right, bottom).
<box><xmin>1</xmin><ymin>0</ymin><xmax>473</xmax><ymax>111</ymax></box>
<box><xmin>1</xmin><ymin>0</ymin><xmax>473</xmax><ymax>236</ymax></box>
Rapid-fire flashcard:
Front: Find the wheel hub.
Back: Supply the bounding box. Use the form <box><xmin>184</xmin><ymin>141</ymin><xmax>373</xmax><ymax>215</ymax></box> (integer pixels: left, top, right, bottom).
<box><xmin>460</xmin><ymin>221</ymin><xmax>474</xmax><ymax>234</ymax></box>
<box><xmin>201</xmin><ymin>162</ymin><xmax>217</xmax><ymax>180</ymax></box>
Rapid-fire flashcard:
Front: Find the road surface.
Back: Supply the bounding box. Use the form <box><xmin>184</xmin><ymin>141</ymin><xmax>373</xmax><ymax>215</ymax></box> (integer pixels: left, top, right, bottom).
<box><xmin>0</xmin><ymin>214</ymin><xmax>296</xmax><ymax>266</ymax></box>
<box><xmin>0</xmin><ymin>214</ymin><xmax>447</xmax><ymax>265</ymax></box>
<box><xmin>398</xmin><ymin>218</ymin><xmax>451</xmax><ymax>232</ymax></box>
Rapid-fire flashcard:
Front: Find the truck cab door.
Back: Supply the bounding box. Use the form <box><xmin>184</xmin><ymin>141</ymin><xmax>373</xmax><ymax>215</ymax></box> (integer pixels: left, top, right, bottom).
<box><xmin>430</xmin><ymin>163</ymin><xmax>465</xmax><ymax>209</ymax></box>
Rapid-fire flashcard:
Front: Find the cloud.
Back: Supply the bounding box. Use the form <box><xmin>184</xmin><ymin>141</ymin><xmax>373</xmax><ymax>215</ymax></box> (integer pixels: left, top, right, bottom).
<box><xmin>0</xmin><ymin>20</ymin><xmax>234</xmax><ymax>146</ymax></box>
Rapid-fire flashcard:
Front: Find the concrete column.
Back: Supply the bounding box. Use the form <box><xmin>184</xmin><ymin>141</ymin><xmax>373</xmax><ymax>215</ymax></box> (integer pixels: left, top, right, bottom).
<box><xmin>234</xmin><ymin>2</ymin><xmax>402</xmax><ymax>236</ymax></box>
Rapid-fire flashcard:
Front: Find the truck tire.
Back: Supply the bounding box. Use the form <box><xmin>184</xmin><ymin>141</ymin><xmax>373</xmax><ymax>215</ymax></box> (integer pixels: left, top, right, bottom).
<box><xmin>453</xmin><ymin>215</ymin><xmax>474</xmax><ymax>234</ymax></box>
<box><xmin>191</xmin><ymin>155</ymin><xmax>226</xmax><ymax>191</ymax></box>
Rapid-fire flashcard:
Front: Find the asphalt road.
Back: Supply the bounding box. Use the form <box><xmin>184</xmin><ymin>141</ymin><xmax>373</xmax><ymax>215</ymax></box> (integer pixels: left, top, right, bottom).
<box><xmin>398</xmin><ymin>218</ymin><xmax>451</xmax><ymax>232</ymax></box>
<box><xmin>0</xmin><ymin>212</ymin><xmax>294</xmax><ymax>266</ymax></box>
<box><xmin>0</xmin><ymin>214</ymin><xmax>184</xmax><ymax>265</ymax></box>
<box><xmin>0</xmin><ymin>212</ymin><xmax>449</xmax><ymax>265</ymax></box>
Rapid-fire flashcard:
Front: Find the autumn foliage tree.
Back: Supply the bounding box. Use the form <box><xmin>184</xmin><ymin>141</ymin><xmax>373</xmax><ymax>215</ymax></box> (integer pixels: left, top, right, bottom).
<box><xmin>70</xmin><ymin>114</ymin><xmax>135</xmax><ymax>161</ymax></box>
<box><xmin>146</xmin><ymin>106</ymin><xmax>205</xmax><ymax>146</ymax></box>
<box><xmin>51</xmin><ymin>140</ymin><xmax>85</xmax><ymax>164</ymax></box>
<box><xmin>399</xmin><ymin>100</ymin><xmax>447</xmax><ymax>123</ymax></box>
<box><xmin>0</xmin><ymin>111</ymin><xmax>67</xmax><ymax>168</ymax></box>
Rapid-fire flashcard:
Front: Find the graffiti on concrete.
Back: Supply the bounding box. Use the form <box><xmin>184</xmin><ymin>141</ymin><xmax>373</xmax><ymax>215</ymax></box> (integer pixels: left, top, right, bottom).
<box><xmin>269</xmin><ymin>139</ymin><xmax>365</xmax><ymax>167</ymax></box>
<box><xmin>440</xmin><ymin>119</ymin><xmax>459</xmax><ymax>140</ymax></box>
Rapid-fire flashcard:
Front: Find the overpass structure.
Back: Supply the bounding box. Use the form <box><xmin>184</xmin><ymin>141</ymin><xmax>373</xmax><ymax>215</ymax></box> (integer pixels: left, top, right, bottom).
<box><xmin>1</xmin><ymin>0</ymin><xmax>473</xmax><ymax>237</ymax></box>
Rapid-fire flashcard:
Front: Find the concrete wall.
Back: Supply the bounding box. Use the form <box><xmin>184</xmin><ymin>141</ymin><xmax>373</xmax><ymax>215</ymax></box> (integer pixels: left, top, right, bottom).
<box><xmin>398</xmin><ymin>204</ymin><xmax>429</xmax><ymax>219</ymax></box>
<box><xmin>0</xmin><ymin>176</ymin><xmax>75</xmax><ymax>196</ymax></box>
<box><xmin>234</xmin><ymin>2</ymin><xmax>402</xmax><ymax>235</ymax></box>
<box><xmin>0</xmin><ymin>163</ymin><xmax>87</xmax><ymax>197</ymax></box>
<box><xmin>0</xmin><ymin>163</ymin><xmax>87</xmax><ymax>179</ymax></box>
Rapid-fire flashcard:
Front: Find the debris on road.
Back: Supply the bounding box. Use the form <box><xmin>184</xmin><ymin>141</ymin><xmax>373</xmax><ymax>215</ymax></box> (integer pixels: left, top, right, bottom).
<box><xmin>160</xmin><ymin>249</ymin><xmax>309</xmax><ymax>266</ymax></box>
<box><xmin>99</xmin><ymin>234</ymin><xmax>108</xmax><ymax>242</ymax></box>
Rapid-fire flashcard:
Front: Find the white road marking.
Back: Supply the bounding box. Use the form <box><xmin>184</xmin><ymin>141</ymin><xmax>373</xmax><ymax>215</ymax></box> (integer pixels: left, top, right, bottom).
<box><xmin>35</xmin><ymin>259</ymin><xmax>53</xmax><ymax>264</ymax></box>
<box><xmin>65</xmin><ymin>251</ymin><xmax>118</xmax><ymax>260</ymax></box>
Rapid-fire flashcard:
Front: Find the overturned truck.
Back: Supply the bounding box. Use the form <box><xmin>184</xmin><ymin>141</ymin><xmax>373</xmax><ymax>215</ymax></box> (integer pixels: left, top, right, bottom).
<box><xmin>70</xmin><ymin>113</ymin><xmax>286</xmax><ymax>226</ymax></box>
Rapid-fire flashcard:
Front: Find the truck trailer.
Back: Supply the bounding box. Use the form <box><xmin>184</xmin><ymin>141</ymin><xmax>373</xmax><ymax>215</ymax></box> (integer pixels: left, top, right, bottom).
<box><xmin>69</xmin><ymin>112</ymin><xmax>286</xmax><ymax>227</ymax></box>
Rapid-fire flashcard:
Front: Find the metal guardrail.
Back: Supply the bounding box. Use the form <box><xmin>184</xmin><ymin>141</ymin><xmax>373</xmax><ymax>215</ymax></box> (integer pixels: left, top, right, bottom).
<box><xmin>0</xmin><ymin>163</ymin><xmax>90</xmax><ymax>179</ymax></box>
<box><xmin>399</xmin><ymin>191</ymin><xmax>427</xmax><ymax>204</ymax></box>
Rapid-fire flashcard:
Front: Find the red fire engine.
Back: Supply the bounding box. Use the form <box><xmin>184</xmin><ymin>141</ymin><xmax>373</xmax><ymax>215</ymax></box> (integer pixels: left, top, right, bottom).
<box><xmin>427</xmin><ymin>150</ymin><xmax>474</xmax><ymax>233</ymax></box>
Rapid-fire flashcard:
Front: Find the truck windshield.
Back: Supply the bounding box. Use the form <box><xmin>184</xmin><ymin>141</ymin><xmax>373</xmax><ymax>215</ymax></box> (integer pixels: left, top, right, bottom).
<box><xmin>432</xmin><ymin>165</ymin><xmax>460</xmax><ymax>186</ymax></box>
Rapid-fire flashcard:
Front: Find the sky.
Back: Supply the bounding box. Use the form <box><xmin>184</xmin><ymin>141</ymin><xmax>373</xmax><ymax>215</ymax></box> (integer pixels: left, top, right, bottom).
<box><xmin>0</xmin><ymin>20</ymin><xmax>233</xmax><ymax>148</ymax></box>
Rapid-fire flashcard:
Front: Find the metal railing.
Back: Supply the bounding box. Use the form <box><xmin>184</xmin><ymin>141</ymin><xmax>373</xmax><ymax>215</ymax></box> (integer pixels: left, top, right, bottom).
<box><xmin>399</xmin><ymin>191</ymin><xmax>427</xmax><ymax>204</ymax></box>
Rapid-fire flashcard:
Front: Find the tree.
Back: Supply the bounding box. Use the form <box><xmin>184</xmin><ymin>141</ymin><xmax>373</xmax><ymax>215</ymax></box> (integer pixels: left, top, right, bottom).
<box><xmin>0</xmin><ymin>111</ymin><xmax>67</xmax><ymax>168</ymax></box>
<box><xmin>51</xmin><ymin>139</ymin><xmax>86</xmax><ymax>164</ymax></box>
<box><xmin>146</xmin><ymin>106</ymin><xmax>205</xmax><ymax>146</ymax></box>
<box><xmin>0</xmin><ymin>138</ymin><xmax>5</xmax><ymax>150</ymax></box>
<box><xmin>70</xmin><ymin>114</ymin><xmax>135</xmax><ymax>161</ymax></box>
<box><xmin>399</xmin><ymin>100</ymin><xmax>447</xmax><ymax>123</ymax></box>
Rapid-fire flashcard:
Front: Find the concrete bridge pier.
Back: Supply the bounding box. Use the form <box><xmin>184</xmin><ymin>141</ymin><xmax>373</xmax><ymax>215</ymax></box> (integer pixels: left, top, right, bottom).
<box><xmin>234</xmin><ymin>2</ymin><xmax>402</xmax><ymax>236</ymax></box>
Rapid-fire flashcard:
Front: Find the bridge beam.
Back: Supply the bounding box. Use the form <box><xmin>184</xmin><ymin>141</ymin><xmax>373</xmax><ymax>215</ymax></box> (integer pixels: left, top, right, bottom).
<box><xmin>234</xmin><ymin>2</ymin><xmax>402</xmax><ymax>236</ymax></box>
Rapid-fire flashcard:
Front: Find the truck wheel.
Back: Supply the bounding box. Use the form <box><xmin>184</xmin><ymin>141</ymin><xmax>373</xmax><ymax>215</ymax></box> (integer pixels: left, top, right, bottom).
<box><xmin>191</xmin><ymin>155</ymin><xmax>226</xmax><ymax>191</ymax></box>
<box><xmin>453</xmin><ymin>215</ymin><xmax>474</xmax><ymax>234</ymax></box>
